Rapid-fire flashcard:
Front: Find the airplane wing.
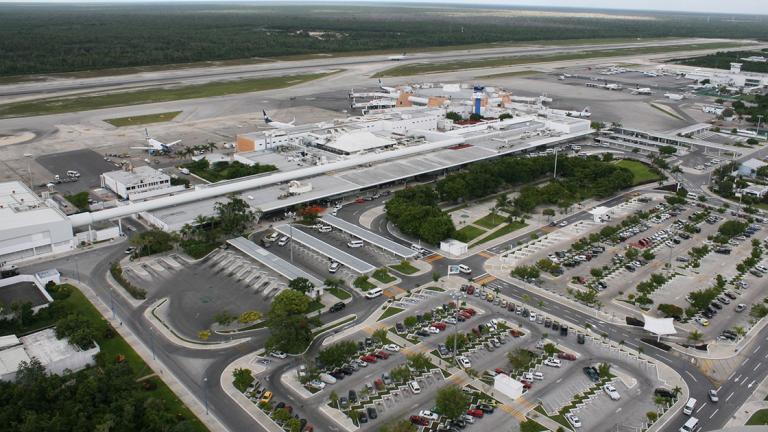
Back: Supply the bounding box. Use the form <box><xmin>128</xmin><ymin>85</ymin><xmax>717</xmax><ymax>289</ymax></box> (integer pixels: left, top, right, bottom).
<box><xmin>166</xmin><ymin>140</ymin><xmax>182</xmax><ymax>147</ymax></box>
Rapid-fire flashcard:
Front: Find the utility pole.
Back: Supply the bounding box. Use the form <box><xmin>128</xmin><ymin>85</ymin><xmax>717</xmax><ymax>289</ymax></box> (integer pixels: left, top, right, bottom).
<box><xmin>553</xmin><ymin>147</ymin><xmax>559</xmax><ymax>179</ymax></box>
<box><xmin>203</xmin><ymin>377</ymin><xmax>209</xmax><ymax>415</ymax></box>
<box><xmin>758</xmin><ymin>115</ymin><xmax>764</xmax><ymax>137</ymax></box>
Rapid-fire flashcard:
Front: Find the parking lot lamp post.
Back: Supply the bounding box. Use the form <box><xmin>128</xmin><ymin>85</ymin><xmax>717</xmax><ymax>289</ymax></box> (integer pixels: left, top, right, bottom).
<box><xmin>553</xmin><ymin>147</ymin><xmax>559</xmax><ymax>179</ymax></box>
<box><xmin>203</xmin><ymin>377</ymin><xmax>208</xmax><ymax>415</ymax></box>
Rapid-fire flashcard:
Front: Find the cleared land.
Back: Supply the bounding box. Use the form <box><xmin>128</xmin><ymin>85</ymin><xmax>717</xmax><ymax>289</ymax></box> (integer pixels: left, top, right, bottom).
<box><xmin>104</xmin><ymin>111</ymin><xmax>182</xmax><ymax>127</ymax></box>
<box><xmin>615</xmin><ymin>160</ymin><xmax>663</xmax><ymax>185</ymax></box>
<box><xmin>374</xmin><ymin>42</ymin><xmax>746</xmax><ymax>77</ymax></box>
<box><xmin>0</xmin><ymin>71</ymin><xmax>338</xmax><ymax>118</ymax></box>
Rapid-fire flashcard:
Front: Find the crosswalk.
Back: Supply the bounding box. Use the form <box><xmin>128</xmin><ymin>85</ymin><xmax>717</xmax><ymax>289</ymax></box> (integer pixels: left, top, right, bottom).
<box><xmin>424</xmin><ymin>254</ymin><xmax>444</xmax><ymax>264</ymax></box>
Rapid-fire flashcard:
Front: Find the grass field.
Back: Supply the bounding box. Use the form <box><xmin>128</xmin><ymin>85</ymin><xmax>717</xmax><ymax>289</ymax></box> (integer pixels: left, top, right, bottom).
<box><xmin>58</xmin><ymin>284</ymin><xmax>206</xmax><ymax>431</ymax></box>
<box><xmin>0</xmin><ymin>71</ymin><xmax>338</xmax><ymax>118</ymax></box>
<box><xmin>474</xmin><ymin>213</ymin><xmax>506</xmax><ymax>230</ymax></box>
<box><xmin>390</xmin><ymin>261</ymin><xmax>419</xmax><ymax>275</ymax></box>
<box><xmin>374</xmin><ymin>42</ymin><xmax>744</xmax><ymax>77</ymax></box>
<box><xmin>378</xmin><ymin>307</ymin><xmax>405</xmax><ymax>321</ymax></box>
<box><xmin>747</xmin><ymin>408</ymin><xmax>768</xmax><ymax>425</ymax></box>
<box><xmin>476</xmin><ymin>70</ymin><xmax>543</xmax><ymax>79</ymax></box>
<box><xmin>327</xmin><ymin>287</ymin><xmax>352</xmax><ymax>300</ymax></box>
<box><xmin>372</xmin><ymin>269</ymin><xmax>397</xmax><ymax>284</ymax></box>
<box><xmin>104</xmin><ymin>111</ymin><xmax>182</xmax><ymax>127</ymax></box>
<box><xmin>471</xmin><ymin>221</ymin><xmax>528</xmax><ymax>246</ymax></box>
<box><xmin>456</xmin><ymin>225</ymin><xmax>487</xmax><ymax>242</ymax></box>
<box><xmin>616</xmin><ymin>159</ymin><xmax>663</xmax><ymax>185</ymax></box>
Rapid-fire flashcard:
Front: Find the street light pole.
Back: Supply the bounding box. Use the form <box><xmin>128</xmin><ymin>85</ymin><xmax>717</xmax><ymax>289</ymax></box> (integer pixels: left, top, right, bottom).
<box><xmin>203</xmin><ymin>377</ymin><xmax>209</xmax><ymax>415</ymax></box>
<box><xmin>553</xmin><ymin>147</ymin><xmax>559</xmax><ymax>179</ymax></box>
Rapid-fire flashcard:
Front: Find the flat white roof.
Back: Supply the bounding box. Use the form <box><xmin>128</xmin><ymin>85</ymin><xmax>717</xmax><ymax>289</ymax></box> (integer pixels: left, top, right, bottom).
<box><xmin>102</xmin><ymin>166</ymin><xmax>169</xmax><ymax>186</ymax></box>
<box><xmin>0</xmin><ymin>181</ymin><xmax>69</xmax><ymax>231</ymax></box>
<box><xmin>227</xmin><ymin>237</ymin><xmax>323</xmax><ymax>287</ymax></box>
<box><xmin>326</xmin><ymin>130</ymin><xmax>395</xmax><ymax>154</ymax></box>
<box><xmin>321</xmin><ymin>214</ymin><xmax>416</xmax><ymax>259</ymax></box>
<box><xmin>643</xmin><ymin>315</ymin><xmax>676</xmax><ymax>336</ymax></box>
<box><xmin>275</xmin><ymin>224</ymin><xmax>376</xmax><ymax>274</ymax></box>
<box><xmin>0</xmin><ymin>345</ymin><xmax>30</xmax><ymax>376</ymax></box>
<box><xmin>20</xmin><ymin>328</ymin><xmax>86</xmax><ymax>363</ymax></box>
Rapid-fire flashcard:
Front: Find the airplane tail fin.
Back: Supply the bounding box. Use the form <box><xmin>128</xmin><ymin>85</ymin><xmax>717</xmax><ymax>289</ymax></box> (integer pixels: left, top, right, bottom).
<box><xmin>583</xmin><ymin>107</ymin><xmax>591</xmax><ymax>113</ymax></box>
<box><xmin>263</xmin><ymin>110</ymin><xmax>272</xmax><ymax>123</ymax></box>
<box><xmin>144</xmin><ymin>128</ymin><xmax>150</xmax><ymax>139</ymax></box>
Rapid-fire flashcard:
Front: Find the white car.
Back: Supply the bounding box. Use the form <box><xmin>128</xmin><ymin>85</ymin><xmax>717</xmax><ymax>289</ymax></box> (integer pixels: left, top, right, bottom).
<box><xmin>328</xmin><ymin>262</ymin><xmax>340</xmax><ymax>273</ymax></box>
<box><xmin>457</xmin><ymin>356</ymin><xmax>472</xmax><ymax>368</ymax></box>
<box><xmin>419</xmin><ymin>410</ymin><xmax>439</xmax><ymax>421</ymax></box>
<box><xmin>529</xmin><ymin>312</ymin><xmax>537</xmax><ymax>322</ymax></box>
<box><xmin>544</xmin><ymin>358</ymin><xmax>562</xmax><ymax>368</ymax></box>
<box><xmin>308</xmin><ymin>379</ymin><xmax>326</xmax><ymax>390</ymax></box>
<box><xmin>458</xmin><ymin>264</ymin><xmax>472</xmax><ymax>274</ymax></box>
<box><xmin>445</xmin><ymin>317</ymin><xmax>458</xmax><ymax>325</ymax></box>
<box><xmin>559</xmin><ymin>220</ymin><xmax>569</xmax><ymax>227</ymax></box>
<box><xmin>277</xmin><ymin>236</ymin><xmax>289</xmax><ymax>246</ymax></box>
<box><xmin>603</xmin><ymin>383</ymin><xmax>621</xmax><ymax>400</ymax></box>
<box><xmin>384</xmin><ymin>344</ymin><xmax>401</xmax><ymax>352</ymax></box>
<box><xmin>566</xmin><ymin>413</ymin><xmax>582</xmax><ymax>428</ymax></box>
<box><xmin>408</xmin><ymin>380</ymin><xmax>421</xmax><ymax>394</ymax></box>
<box><xmin>356</xmin><ymin>359</ymin><xmax>368</xmax><ymax>368</ymax></box>
<box><xmin>523</xmin><ymin>372</ymin><xmax>534</xmax><ymax>381</ymax></box>
<box><xmin>533</xmin><ymin>371</ymin><xmax>544</xmax><ymax>380</ymax></box>
<box><xmin>270</xmin><ymin>351</ymin><xmax>287</xmax><ymax>359</ymax></box>
<box><xmin>428</xmin><ymin>326</ymin><xmax>440</xmax><ymax>334</ymax></box>
<box><xmin>318</xmin><ymin>225</ymin><xmax>332</xmax><ymax>233</ymax></box>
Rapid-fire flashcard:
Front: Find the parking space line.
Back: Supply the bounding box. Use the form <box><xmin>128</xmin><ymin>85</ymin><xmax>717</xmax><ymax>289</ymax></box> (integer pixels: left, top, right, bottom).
<box><xmin>709</xmin><ymin>408</ymin><xmax>719</xmax><ymax>419</ymax></box>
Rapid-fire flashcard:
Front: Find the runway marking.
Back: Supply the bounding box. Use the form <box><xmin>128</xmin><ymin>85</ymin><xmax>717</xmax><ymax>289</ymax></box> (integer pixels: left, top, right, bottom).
<box><xmin>685</xmin><ymin>371</ymin><xmax>698</xmax><ymax>382</ymax></box>
<box><xmin>709</xmin><ymin>408</ymin><xmax>719</xmax><ymax>419</ymax></box>
<box><xmin>726</xmin><ymin>391</ymin><xmax>734</xmax><ymax>402</ymax></box>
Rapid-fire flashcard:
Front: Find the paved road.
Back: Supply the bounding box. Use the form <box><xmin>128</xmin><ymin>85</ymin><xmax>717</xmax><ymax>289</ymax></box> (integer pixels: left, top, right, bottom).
<box><xmin>18</xmin><ymin>147</ymin><xmax>768</xmax><ymax>432</ymax></box>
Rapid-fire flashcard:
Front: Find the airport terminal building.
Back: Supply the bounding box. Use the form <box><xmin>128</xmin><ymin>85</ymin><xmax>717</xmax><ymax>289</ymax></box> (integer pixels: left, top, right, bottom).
<box><xmin>0</xmin><ymin>181</ymin><xmax>74</xmax><ymax>264</ymax></box>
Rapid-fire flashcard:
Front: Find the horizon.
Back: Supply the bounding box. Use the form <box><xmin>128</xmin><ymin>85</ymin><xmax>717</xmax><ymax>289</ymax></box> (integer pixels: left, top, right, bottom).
<box><xmin>0</xmin><ymin>0</ymin><xmax>765</xmax><ymax>17</ymax></box>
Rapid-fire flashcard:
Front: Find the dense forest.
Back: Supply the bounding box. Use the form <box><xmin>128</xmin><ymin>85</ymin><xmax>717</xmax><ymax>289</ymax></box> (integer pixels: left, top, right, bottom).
<box><xmin>675</xmin><ymin>50</ymin><xmax>768</xmax><ymax>73</ymax></box>
<box><xmin>2</xmin><ymin>3</ymin><xmax>768</xmax><ymax>76</ymax></box>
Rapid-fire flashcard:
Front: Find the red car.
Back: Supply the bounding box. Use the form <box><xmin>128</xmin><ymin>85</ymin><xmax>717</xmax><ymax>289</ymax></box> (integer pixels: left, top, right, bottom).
<box><xmin>432</xmin><ymin>322</ymin><xmax>447</xmax><ymax>331</ymax></box>
<box><xmin>375</xmin><ymin>351</ymin><xmax>390</xmax><ymax>359</ymax></box>
<box><xmin>462</xmin><ymin>308</ymin><xmax>477</xmax><ymax>316</ymax></box>
<box><xmin>494</xmin><ymin>368</ymin><xmax>507</xmax><ymax>375</ymax></box>
<box><xmin>466</xmin><ymin>286</ymin><xmax>475</xmax><ymax>295</ymax></box>
<box><xmin>466</xmin><ymin>409</ymin><xmax>484</xmax><ymax>418</ymax></box>
<box><xmin>304</xmin><ymin>426</ymin><xmax>313</xmax><ymax>432</ymax></box>
<box><xmin>361</xmin><ymin>355</ymin><xmax>377</xmax><ymax>363</ymax></box>
<box><xmin>509</xmin><ymin>329</ymin><xmax>524</xmax><ymax>338</ymax></box>
<box><xmin>520</xmin><ymin>380</ymin><xmax>533</xmax><ymax>389</ymax></box>
<box><xmin>355</xmin><ymin>198</ymin><xmax>365</xmax><ymax>204</ymax></box>
<box><xmin>410</xmin><ymin>415</ymin><xmax>429</xmax><ymax>426</ymax></box>
<box><xmin>374</xmin><ymin>378</ymin><xmax>384</xmax><ymax>390</ymax></box>
<box><xmin>558</xmin><ymin>352</ymin><xmax>577</xmax><ymax>361</ymax></box>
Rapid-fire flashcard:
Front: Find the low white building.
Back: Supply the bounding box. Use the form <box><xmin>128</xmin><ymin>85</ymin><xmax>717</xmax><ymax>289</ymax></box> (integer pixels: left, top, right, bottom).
<box><xmin>0</xmin><ymin>328</ymin><xmax>99</xmax><ymax>381</ymax></box>
<box><xmin>741</xmin><ymin>184</ymin><xmax>768</xmax><ymax>198</ymax></box>
<box><xmin>441</xmin><ymin>239</ymin><xmax>468</xmax><ymax>257</ymax></box>
<box><xmin>494</xmin><ymin>373</ymin><xmax>524</xmax><ymax>400</ymax></box>
<box><xmin>101</xmin><ymin>166</ymin><xmax>172</xmax><ymax>199</ymax></box>
<box><xmin>0</xmin><ymin>181</ymin><xmax>74</xmax><ymax>264</ymax></box>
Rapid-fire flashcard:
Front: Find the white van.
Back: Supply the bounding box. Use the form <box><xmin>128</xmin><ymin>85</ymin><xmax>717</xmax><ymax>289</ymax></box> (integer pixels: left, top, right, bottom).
<box><xmin>683</xmin><ymin>397</ymin><xmax>697</xmax><ymax>415</ymax></box>
<box><xmin>347</xmin><ymin>240</ymin><xmax>364</xmax><ymax>248</ymax></box>
<box><xmin>679</xmin><ymin>417</ymin><xmax>698</xmax><ymax>432</ymax></box>
<box><xmin>277</xmin><ymin>236</ymin><xmax>290</xmax><ymax>246</ymax></box>
<box><xmin>365</xmin><ymin>288</ymin><xmax>382</xmax><ymax>299</ymax></box>
<box><xmin>408</xmin><ymin>380</ymin><xmax>421</xmax><ymax>394</ymax></box>
<box><xmin>686</xmin><ymin>192</ymin><xmax>697</xmax><ymax>200</ymax></box>
<box><xmin>318</xmin><ymin>225</ymin><xmax>332</xmax><ymax>233</ymax></box>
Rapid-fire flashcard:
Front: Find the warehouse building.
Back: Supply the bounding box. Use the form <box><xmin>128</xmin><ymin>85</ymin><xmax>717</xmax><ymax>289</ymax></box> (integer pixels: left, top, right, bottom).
<box><xmin>0</xmin><ymin>181</ymin><xmax>74</xmax><ymax>264</ymax></box>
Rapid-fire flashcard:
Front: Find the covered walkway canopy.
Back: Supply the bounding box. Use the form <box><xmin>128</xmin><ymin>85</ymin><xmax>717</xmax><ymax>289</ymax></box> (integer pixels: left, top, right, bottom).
<box><xmin>320</xmin><ymin>214</ymin><xmax>416</xmax><ymax>259</ymax></box>
<box><xmin>642</xmin><ymin>314</ymin><xmax>677</xmax><ymax>340</ymax></box>
<box><xmin>274</xmin><ymin>225</ymin><xmax>376</xmax><ymax>274</ymax></box>
<box><xmin>227</xmin><ymin>237</ymin><xmax>323</xmax><ymax>287</ymax></box>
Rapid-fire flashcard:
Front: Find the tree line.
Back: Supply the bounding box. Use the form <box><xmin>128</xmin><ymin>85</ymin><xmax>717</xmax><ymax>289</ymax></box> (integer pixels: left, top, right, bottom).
<box><xmin>674</xmin><ymin>50</ymin><xmax>768</xmax><ymax>74</ymax></box>
<box><xmin>385</xmin><ymin>155</ymin><xmax>635</xmax><ymax>244</ymax></box>
<box><xmin>2</xmin><ymin>3</ymin><xmax>768</xmax><ymax>75</ymax></box>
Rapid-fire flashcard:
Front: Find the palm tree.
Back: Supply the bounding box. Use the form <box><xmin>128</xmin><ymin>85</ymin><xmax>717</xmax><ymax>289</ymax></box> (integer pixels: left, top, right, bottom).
<box><xmin>329</xmin><ymin>390</ymin><xmax>339</xmax><ymax>409</ymax></box>
<box><xmin>672</xmin><ymin>386</ymin><xmax>682</xmax><ymax>399</ymax></box>
<box><xmin>207</xmin><ymin>141</ymin><xmax>217</xmax><ymax>153</ymax></box>
<box><xmin>734</xmin><ymin>326</ymin><xmax>746</xmax><ymax>338</ymax></box>
<box><xmin>687</xmin><ymin>330</ymin><xmax>703</xmax><ymax>343</ymax></box>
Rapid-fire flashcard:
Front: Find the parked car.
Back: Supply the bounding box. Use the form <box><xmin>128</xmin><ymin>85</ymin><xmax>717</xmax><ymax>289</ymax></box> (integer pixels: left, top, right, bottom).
<box><xmin>419</xmin><ymin>410</ymin><xmax>439</xmax><ymax>421</ymax></box>
<box><xmin>466</xmin><ymin>409</ymin><xmax>484</xmax><ymax>418</ymax></box>
<box><xmin>409</xmin><ymin>415</ymin><xmax>429</xmax><ymax>426</ymax></box>
<box><xmin>603</xmin><ymin>384</ymin><xmax>621</xmax><ymax>400</ymax></box>
<box><xmin>329</xmin><ymin>302</ymin><xmax>346</xmax><ymax>313</ymax></box>
<box><xmin>270</xmin><ymin>351</ymin><xmax>287</xmax><ymax>359</ymax></box>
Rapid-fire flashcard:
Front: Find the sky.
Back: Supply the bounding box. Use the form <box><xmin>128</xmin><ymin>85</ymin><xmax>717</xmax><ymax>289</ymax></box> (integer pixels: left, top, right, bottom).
<box><xmin>0</xmin><ymin>0</ymin><xmax>766</xmax><ymax>15</ymax></box>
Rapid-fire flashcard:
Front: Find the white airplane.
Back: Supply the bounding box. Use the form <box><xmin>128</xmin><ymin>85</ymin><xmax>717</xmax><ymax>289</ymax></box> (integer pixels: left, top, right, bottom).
<box><xmin>545</xmin><ymin>107</ymin><xmax>591</xmax><ymax>118</ymax></box>
<box><xmin>388</xmin><ymin>52</ymin><xmax>407</xmax><ymax>61</ymax></box>
<box><xmin>631</xmin><ymin>87</ymin><xmax>653</xmax><ymax>95</ymax></box>
<box><xmin>131</xmin><ymin>129</ymin><xmax>181</xmax><ymax>153</ymax></box>
<box><xmin>378</xmin><ymin>79</ymin><xmax>398</xmax><ymax>94</ymax></box>
<box><xmin>664</xmin><ymin>93</ymin><xmax>685</xmax><ymax>101</ymax></box>
<box><xmin>263</xmin><ymin>110</ymin><xmax>295</xmax><ymax>129</ymax></box>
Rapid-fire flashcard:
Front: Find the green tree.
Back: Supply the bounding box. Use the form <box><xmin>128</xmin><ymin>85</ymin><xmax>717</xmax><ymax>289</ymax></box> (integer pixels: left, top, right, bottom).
<box><xmin>372</xmin><ymin>328</ymin><xmax>389</xmax><ymax>344</ymax></box>
<box><xmin>687</xmin><ymin>330</ymin><xmax>703</xmax><ymax>342</ymax></box>
<box><xmin>288</xmin><ymin>277</ymin><xmax>315</xmax><ymax>294</ymax></box>
<box><xmin>598</xmin><ymin>362</ymin><xmax>611</xmax><ymax>378</ymax></box>
<box><xmin>214</xmin><ymin>194</ymin><xmax>256</xmax><ymax>236</ymax></box>
<box><xmin>266</xmin><ymin>289</ymin><xmax>318</xmax><ymax>353</ymax></box>
<box><xmin>435</xmin><ymin>385</ymin><xmax>470</xmax><ymax>419</ymax></box>
<box><xmin>446</xmin><ymin>111</ymin><xmax>462</xmax><ymax>122</ymax></box>
<box><xmin>214</xmin><ymin>310</ymin><xmax>237</xmax><ymax>326</ymax></box>
<box><xmin>543</xmin><ymin>343</ymin><xmax>557</xmax><ymax>357</ymax></box>
<box><xmin>232</xmin><ymin>368</ymin><xmax>254</xmax><ymax>392</ymax></box>
<box><xmin>55</xmin><ymin>314</ymin><xmax>100</xmax><ymax>350</ymax></box>
<box><xmin>379</xmin><ymin>420</ymin><xmax>417</xmax><ymax>432</ymax></box>
<box><xmin>390</xmin><ymin>365</ymin><xmax>412</xmax><ymax>383</ymax></box>
<box><xmin>329</xmin><ymin>390</ymin><xmax>340</xmax><ymax>409</ymax></box>
<box><xmin>130</xmin><ymin>229</ymin><xmax>177</xmax><ymax>257</ymax></box>
<box><xmin>407</xmin><ymin>353</ymin><xmax>432</xmax><ymax>371</ymax></box>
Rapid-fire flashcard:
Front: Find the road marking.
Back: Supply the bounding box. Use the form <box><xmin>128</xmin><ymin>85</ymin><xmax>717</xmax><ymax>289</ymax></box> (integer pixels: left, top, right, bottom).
<box><xmin>734</xmin><ymin>374</ymin><xmax>742</xmax><ymax>382</ymax></box>
<box><xmin>685</xmin><ymin>371</ymin><xmax>698</xmax><ymax>382</ymax></box>
<box><xmin>726</xmin><ymin>391</ymin><xmax>734</xmax><ymax>402</ymax></box>
<box><xmin>696</xmin><ymin>403</ymin><xmax>707</xmax><ymax>413</ymax></box>
<box><xmin>754</xmin><ymin>362</ymin><xmax>762</xmax><ymax>372</ymax></box>
<box><xmin>755</xmin><ymin>345</ymin><xmax>762</xmax><ymax>354</ymax></box>
<box><xmin>728</xmin><ymin>372</ymin><xmax>736</xmax><ymax>380</ymax></box>
<box><xmin>716</xmin><ymin>385</ymin><xmax>721</xmax><ymax>392</ymax></box>
<box><xmin>741</xmin><ymin>358</ymin><xmax>751</xmax><ymax>366</ymax></box>
<box><xmin>749</xmin><ymin>380</ymin><xmax>756</xmax><ymax>388</ymax></box>
<box><xmin>709</xmin><ymin>408</ymin><xmax>719</xmax><ymax>419</ymax></box>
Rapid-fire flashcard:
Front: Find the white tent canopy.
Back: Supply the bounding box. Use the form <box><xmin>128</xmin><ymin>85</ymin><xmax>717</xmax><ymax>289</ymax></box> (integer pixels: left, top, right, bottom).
<box><xmin>494</xmin><ymin>374</ymin><xmax>523</xmax><ymax>400</ymax></box>
<box><xmin>642</xmin><ymin>315</ymin><xmax>677</xmax><ymax>336</ymax></box>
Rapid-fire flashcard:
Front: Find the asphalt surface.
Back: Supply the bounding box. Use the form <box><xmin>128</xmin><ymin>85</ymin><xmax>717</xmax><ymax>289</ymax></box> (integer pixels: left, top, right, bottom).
<box><xmin>16</xmin><ymin>145</ymin><xmax>768</xmax><ymax>432</ymax></box>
